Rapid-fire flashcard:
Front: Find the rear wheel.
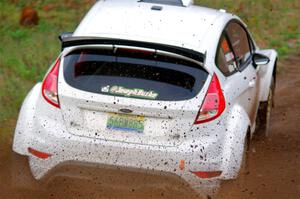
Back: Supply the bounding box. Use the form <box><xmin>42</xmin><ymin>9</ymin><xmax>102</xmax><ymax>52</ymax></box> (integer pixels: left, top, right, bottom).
<box><xmin>255</xmin><ymin>77</ymin><xmax>275</xmax><ymax>138</ymax></box>
<box><xmin>237</xmin><ymin>134</ymin><xmax>250</xmax><ymax>185</ymax></box>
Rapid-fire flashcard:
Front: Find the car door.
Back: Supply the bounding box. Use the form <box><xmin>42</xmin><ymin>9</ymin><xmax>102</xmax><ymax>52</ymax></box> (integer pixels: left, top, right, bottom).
<box><xmin>216</xmin><ymin>21</ymin><xmax>259</xmax><ymax>126</ymax></box>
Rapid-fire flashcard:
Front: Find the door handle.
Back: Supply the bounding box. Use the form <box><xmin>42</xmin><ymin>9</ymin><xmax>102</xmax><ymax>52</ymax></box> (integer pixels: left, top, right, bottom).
<box><xmin>248</xmin><ymin>79</ymin><xmax>256</xmax><ymax>88</ymax></box>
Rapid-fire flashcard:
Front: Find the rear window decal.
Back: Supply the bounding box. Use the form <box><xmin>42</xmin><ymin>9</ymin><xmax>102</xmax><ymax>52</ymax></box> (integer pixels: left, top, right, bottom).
<box><xmin>221</xmin><ymin>39</ymin><xmax>230</xmax><ymax>53</ymax></box>
<box><xmin>101</xmin><ymin>85</ymin><xmax>159</xmax><ymax>100</ymax></box>
<box><xmin>225</xmin><ymin>52</ymin><xmax>235</xmax><ymax>62</ymax></box>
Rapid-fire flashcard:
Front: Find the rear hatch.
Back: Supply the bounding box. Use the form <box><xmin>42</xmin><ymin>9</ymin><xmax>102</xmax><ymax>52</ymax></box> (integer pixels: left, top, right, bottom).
<box><xmin>58</xmin><ymin>46</ymin><xmax>209</xmax><ymax>147</ymax></box>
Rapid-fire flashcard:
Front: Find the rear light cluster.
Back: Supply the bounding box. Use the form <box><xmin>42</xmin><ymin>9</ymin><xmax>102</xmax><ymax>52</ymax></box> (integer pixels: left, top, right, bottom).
<box><xmin>191</xmin><ymin>171</ymin><xmax>222</xmax><ymax>179</ymax></box>
<box><xmin>194</xmin><ymin>73</ymin><xmax>225</xmax><ymax>124</ymax></box>
<box><xmin>42</xmin><ymin>58</ymin><xmax>61</xmax><ymax>108</ymax></box>
<box><xmin>190</xmin><ymin>74</ymin><xmax>225</xmax><ymax>178</ymax></box>
<box><xmin>28</xmin><ymin>147</ymin><xmax>52</xmax><ymax>159</ymax></box>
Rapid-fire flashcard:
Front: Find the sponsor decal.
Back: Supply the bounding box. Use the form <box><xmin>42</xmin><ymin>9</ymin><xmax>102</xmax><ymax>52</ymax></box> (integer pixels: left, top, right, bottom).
<box><xmin>101</xmin><ymin>85</ymin><xmax>158</xmax><ymax>100</ymax></box>
<box><xmin>225</xmin><ymin>52</ymin><xmax>235</xmax><ymax>62</ymax></box>
<box><xmin>221</xmin><ymin>39</ymin><xmax>230</xmax><ymax>53</ymax></box>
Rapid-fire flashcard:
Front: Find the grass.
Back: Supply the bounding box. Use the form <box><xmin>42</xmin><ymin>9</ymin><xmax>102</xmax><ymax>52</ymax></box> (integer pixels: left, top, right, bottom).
<box><xmin>0</xmin><ymin>0</ymin><xmax>94</xmax><ymax>125</ymax></box>
<box><xmin>0</xmin><ymin>0</ymin><xmax>299</xmax><ymax>127</ymax></box>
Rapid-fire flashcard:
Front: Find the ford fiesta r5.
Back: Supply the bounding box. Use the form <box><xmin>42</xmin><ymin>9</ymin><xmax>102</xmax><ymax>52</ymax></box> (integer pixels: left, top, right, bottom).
<box><xmin>12</xmin><ymin>0</ymin><xmax>277</xmax><ymax>198</ymax></box>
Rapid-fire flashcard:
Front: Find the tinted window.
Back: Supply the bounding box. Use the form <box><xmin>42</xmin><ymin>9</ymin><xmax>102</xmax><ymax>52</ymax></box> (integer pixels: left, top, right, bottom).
<box><xmin>216</xmin><ymin>35</ymin><xmax>238</xmax><ymax>75</ymax></box>
<box><xmin>226</xmin><ymin>22</ymin><xmax>251</xmax><ymax>67</ymax></box>
<box><xmin>63</xmin><ymin>48</ymin><xmax>208</xmax><ymax>101</ymax></box>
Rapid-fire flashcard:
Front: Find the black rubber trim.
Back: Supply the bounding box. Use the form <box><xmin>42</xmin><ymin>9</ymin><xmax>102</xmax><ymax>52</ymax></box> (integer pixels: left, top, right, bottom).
<box><xmin>61</xmin><ymin>37</ymin><xmax>205</xmax><ymax>63</ymax></box>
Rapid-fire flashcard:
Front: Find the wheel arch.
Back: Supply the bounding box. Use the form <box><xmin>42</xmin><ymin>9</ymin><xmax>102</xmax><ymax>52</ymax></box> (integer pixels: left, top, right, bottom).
<box><xmin>13</xmin><ymin>83</ymin><xmax>42</xmax><ymax>156</ymax></box>
<box><xmin>220</xmin><ymin>105</ymin><xmax>251</xmax><ymax>179</ymax></box>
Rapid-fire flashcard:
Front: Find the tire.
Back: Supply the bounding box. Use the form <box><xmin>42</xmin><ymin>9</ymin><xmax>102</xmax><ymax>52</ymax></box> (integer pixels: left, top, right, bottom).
<box><xmin>237</xmin><ymin>134</ymin><xmax>250</xmax><ymax>185</ymax></box>
<box><xmin>255</xmin><ymin>76</ymin><xmax>275</xmax><ymax>138</ymax></box>
<box><xmin>10</xmin><ymin>152</ymin><xmax>41</xmax><ymax>190</ymax></box>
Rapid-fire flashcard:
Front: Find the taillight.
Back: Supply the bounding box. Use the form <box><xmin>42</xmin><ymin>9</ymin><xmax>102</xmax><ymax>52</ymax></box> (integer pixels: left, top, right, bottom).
<box><xmin>28</xmin><ymin>147</ymin><xmax>52</xmax><ymax>159</ymax></box>
<box><xmin>191</xmin><ymin>171</ymin><xmax>222</xmax><ymax>179</ymax></box>
<box><xmin>194</xmin><ymin>73</ymin><xmax>225</xmax><ymax>124</ymax></box>
<box><xmin>42</xmin><ymin>58</ymin><xmax>60</xmax><ymax>108</ymax></box>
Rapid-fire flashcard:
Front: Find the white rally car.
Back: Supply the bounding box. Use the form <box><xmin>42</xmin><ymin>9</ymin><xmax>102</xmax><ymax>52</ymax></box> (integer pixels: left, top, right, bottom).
<box><xmin>12</xmin><ymin>0</ymin><xmax>277</xmax><ymax>198</ymax></box>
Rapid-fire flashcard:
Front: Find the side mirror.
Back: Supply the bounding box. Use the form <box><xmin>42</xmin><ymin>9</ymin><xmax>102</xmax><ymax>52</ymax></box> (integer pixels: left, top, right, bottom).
<box><xmin>58</xmin><ymin>32</ymin><xmax>73</xmax><ymax>42</ymax></box>
<box><xmin>252</xmin><ymin>53</ymin><xmax>270</xmax><ymax>67</ymax></box>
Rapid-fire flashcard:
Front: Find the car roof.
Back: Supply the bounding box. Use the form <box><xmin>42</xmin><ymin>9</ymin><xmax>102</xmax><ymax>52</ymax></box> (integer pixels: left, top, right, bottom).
<box><xmin>73</xmin><ymin>0</ymin><xmax>234</xmax><ymax>54</ymax></box>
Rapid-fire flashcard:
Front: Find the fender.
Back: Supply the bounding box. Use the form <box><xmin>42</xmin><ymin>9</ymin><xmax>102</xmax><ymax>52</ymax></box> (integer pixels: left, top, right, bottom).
<box><xmin>13</xmin><ymin>83</ymin><xmax>42</xmax><ymax>155</ymax></box>
<box><xmin>221</xmin><ymin>104</ymin><xmax>250</xmax><ymax>179</ymax></box>
<box><xmin>257</xmin><ymin>49</ymin><xmax>278</xmax><ymax>102</ymax></box>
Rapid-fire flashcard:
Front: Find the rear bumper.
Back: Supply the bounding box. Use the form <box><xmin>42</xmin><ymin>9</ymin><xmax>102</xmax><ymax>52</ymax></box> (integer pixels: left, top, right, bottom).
<box><xmin>13</xmin><ymin>101</ymin><xmax>221</xmax><ymax>197</ymax></box>
<box><xmin>14</xmin><ymin>128</ymin><xmax>220</xmax><ymax>198</ymax></box>
<box><xmin>25</xmin><ymin>127</ymin><xmax>221</xmax><ymax>193</ymax></box>
<box><xmin>32</xmin><ymin>159</ymin><xmax>218</xmax><ymax>198</ymax></box>
<box><xmin>13</xmin><ymin>83</ymin><xmax>250</xmax><ymax>197</ymax></box>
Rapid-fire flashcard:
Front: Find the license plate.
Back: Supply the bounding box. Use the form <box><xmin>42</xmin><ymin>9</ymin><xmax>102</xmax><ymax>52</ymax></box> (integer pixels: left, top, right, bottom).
<box><xmin>106</xmin><ymin>113</ymin><xmax>145</xmax><ymax>133</ymax></box>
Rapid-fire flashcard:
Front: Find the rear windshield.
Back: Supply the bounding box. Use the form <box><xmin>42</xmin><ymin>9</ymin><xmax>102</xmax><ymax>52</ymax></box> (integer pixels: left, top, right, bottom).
<box><xmin>63</xmin><ymin>48</ymin><xmax>208</xmax><ymax>101</ymax></box>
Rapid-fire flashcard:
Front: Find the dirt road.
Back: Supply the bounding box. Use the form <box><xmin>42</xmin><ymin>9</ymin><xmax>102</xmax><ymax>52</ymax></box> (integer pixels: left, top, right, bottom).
<box><xmin>0</xmin><ymin>55</ymin><xmax>299</xmax><ymax>199</ymax></box>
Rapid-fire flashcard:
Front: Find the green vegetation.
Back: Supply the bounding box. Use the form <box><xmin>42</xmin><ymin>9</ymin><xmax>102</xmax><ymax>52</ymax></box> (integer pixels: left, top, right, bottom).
<box><xmin>0</xmin><ymin>0</ymin><xmax>299</xmax><ymax>126</ymax></box>
<box><xmin>0</xmin><ymin>0</ymin><xmax>93</xmax><ymax>125</ymax></box>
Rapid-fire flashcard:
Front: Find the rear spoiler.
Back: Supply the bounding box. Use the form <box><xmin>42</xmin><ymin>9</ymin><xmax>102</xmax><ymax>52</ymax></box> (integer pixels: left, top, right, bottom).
<box><xmin>60</xmin><ymin>36</ymin><xmax>205</xmax><ymax>63</ymax></box>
